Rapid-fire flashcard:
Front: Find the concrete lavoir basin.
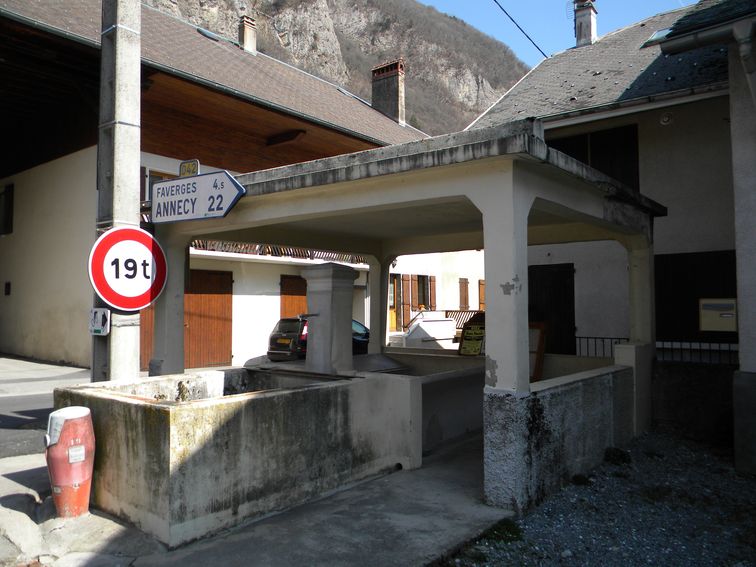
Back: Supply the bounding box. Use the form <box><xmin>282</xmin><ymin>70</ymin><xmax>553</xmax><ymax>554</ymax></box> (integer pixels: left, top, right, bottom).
<box><xmin>53</xmin><ymin>365</ymin><xmax>423</xmax><ymax>547</ymax></box>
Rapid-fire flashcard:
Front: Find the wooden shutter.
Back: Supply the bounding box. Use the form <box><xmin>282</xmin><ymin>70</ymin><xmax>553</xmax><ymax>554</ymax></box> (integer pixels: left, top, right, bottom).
<box><xmin>459</xmin><ymin>278</ymin><xmax>469</xmax><ymax>310</ymax></box>
<box><xmin>410</xmin><ymin>275</ymin><xmax>419</xmax><ymax>311</ymax></box>
<box><xmin>429</xmin><ymin>276</ymin><xmax>436</xmax><ymax>310</ymax></box>
<box><xmin>139</xmin><ymin>167</ymin><xmax>146</xmax><ymax>202</ymax></box>
<box><xmin>401</xmin><ymin>274</ymin><xmax>411</xmax><ymax>330</ymax></box>
<box><xmin>478</xmin><ymin>279</ymin><xmax>486</xmax><ymax>311</ymax></box>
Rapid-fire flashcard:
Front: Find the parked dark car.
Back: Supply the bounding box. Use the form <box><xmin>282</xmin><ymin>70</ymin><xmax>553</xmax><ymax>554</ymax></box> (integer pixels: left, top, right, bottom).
<box><xmin>267</xmin><ymin>316</ymin><xmax>369</xmax><ymax>361</ymax></box>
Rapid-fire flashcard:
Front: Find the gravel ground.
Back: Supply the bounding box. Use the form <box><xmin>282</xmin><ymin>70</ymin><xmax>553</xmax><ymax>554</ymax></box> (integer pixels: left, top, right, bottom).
<box><xmin>437</xmin><ymin>432</ymin><xmax>756</xmax><ymax>567</ymax></box>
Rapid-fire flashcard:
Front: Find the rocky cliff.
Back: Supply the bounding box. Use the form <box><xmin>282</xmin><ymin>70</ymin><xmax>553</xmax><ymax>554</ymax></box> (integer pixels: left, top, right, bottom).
<box><xmin>145</xmin><ymin>0</ymin><xmax>529</xmax><ymax>135</ymax></box>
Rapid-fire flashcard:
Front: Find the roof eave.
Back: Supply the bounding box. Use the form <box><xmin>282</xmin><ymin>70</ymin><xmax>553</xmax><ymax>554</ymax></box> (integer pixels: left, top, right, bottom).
<box><xmin>661</xmin><ymin>16</ymin><xmax>756</xmax><ymax>54</ymax></box>
<box><xmin>0</xmin><ymin>5</ymin><xmax>411</xmax><ymax>148</ymax></box>
<box><xmin>537</xmin><ymin>82</ymin><xmax>729</xmax><ymax>128</ymax></box>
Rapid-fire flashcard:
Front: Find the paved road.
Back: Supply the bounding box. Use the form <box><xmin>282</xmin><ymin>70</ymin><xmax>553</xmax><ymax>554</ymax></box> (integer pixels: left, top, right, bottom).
<box><xmin>0</xmin><ymin>357</ymin><xmax>90</xmax><ymax>459</ymax></box>
<box><xmin>0</xmin><ymin>393</ymin><xmax>51</xmax><ymax>458</ymax></box>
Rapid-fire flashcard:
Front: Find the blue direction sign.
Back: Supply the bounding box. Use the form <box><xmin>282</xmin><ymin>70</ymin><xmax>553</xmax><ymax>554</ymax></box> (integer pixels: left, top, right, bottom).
<box><xmin>151</xmin><ymin>171</ymin><xmax>246</xmax><ymax>223</ymax></box>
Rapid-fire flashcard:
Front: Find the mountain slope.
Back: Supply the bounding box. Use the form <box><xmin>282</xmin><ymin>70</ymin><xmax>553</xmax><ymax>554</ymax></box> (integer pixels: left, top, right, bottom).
<box><xmin>145</xmin><ymin>0</ymin><xmax>529</xmax><ymax>135</ymax></box>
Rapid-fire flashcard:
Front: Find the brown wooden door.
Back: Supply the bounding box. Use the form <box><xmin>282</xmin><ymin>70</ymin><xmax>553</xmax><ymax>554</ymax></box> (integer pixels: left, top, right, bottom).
<box><xmin>280</xmin><ymin>275</ymin><xmax>307</xmax><ymax>318</ymax></box>
<box><xmin>140</xmin><ymin>303</ymin><xmax>155</xmax><ymax>371</ymax></box>
<box><xmin>389</xmin><ymin>274</ymin><xmax>400</xmax><ymax>332</ymax></box>
<box><xmin>184</xmin><ymin>269</ymin><xmax>233</xmax><ymax>368</ymax></box>
<box><xmin>139</xmin><ymin>269</ymin><xmax>233</xmax><ymax>370</ymax></box>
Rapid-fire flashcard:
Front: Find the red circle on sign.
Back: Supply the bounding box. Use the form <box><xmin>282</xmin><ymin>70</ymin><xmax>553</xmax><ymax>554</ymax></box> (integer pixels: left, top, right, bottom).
<box><xmin>88</xmin><ymin>227</ymin><xmax>167</xmax><ymax>311</ymax></box>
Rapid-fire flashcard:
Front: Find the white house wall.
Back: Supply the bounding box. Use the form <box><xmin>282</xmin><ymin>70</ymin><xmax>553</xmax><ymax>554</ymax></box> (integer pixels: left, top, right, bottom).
<box><xmin>528</xmin><ymin>95</ymin><xmax>735</xmax><ymax>339</ymax></box>
<box><xmin>0</xmin><ymin>147</ymin><xmax>197</xmax><ymax>367</ymax></box>
<box><xmin>391</xmin><ymin>251</ymin><xmax>485</xmax><ymax>311</ymax></box>
<box><xmin>190</xmin><ymin>254</ymin><xmax>368</xmax><ymax>365</ymax></box>
<box><xmin>529</xmin><ymin>241</ymin><xmax>630</xmax><ymax>338</ymax></box>
<box><xmin>638</xmin><ymin>96</ymin><xmax>734</xmax><ymax>255</ymax></box>
<box><xmin>0</xmin><ymin>147</ymin><xmax>96</xmax><ymax>366</ymax></box>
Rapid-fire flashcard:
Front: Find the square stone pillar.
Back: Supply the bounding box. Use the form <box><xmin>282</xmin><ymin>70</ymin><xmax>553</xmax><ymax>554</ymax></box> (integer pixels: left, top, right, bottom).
<box><xmin>301</xmin><ymin>263</ymin><xmax>359</xmax><ymax>374</ymax></box>
<box><xmin>149</xmin><ymin>228</ymin><xmax>191</xmax><ymax>376</ymax></box>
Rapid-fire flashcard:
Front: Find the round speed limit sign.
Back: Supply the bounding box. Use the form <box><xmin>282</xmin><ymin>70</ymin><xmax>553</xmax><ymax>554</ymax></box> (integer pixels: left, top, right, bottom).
<box><xmin>88</xmin><ymin>227</ymin><xmax>167</xmax><ymax>311</ymax></box>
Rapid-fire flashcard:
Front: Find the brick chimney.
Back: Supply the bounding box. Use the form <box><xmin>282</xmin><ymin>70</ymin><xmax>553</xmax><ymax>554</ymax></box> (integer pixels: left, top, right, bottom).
<box><xmin>239</xmin><ymin>15</ymin><xmax>257</xmax><ymax>54</ymax></box>
<box><xmin>371</xmin><ymin>58</ymin><xmax>405</xmax><ymax>125</ymax></box>
<box><xmin>574</xmin><ymin>1</ymin><xmax>597</xmax><ymax>47</ymax></box>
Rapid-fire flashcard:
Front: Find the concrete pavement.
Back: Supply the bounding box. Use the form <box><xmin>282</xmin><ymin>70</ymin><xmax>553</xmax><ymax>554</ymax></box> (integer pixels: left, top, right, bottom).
<box><xmin>0</xmin><ymin>435</ymin><xmax>507</xmax><ymax>566</ymax></box>
<box><xmin>0</xmin><ymin>356</ymin><xmax>509</xmax><ymax>566</ymax></box>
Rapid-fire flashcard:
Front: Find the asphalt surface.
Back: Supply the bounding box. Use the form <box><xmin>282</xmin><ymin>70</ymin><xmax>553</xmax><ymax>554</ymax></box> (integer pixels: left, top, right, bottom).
<box><xmin>0</xmin><ymin>356</ymin><xmax>89</xmax><ymax>459</ymax></box>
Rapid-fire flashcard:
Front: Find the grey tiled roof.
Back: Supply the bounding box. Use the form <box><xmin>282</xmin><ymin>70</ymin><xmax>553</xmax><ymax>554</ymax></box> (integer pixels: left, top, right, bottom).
<box><xmin>0</xmin><ymin>0</ymin><xmax>425</xmax><ymax>145</ymax></box>
<box><xmin>469</xmin><ymin>6</ymin><xmax>729</xmax><ymax>129</ymax></box>
<box><xmin>668</xmin><ymin>0</ymin><xmax>756</xmax><ymax>38</ymax></box>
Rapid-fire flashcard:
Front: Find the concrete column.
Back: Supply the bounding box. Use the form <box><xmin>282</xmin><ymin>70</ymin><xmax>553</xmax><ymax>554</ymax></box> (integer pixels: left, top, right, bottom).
<box><xmin>624</xmin><ymin>236</ymin><xmax>655</xmax><ymax>345</ymax></box>
<box><xmin>301</xmin><ymin>263</ymin><xmax>359</xmax><ymax>374</ymax></box>
<box><xmin>729</xmin><ymin>47</ymin><xmax>756</xmax><ymax>472</ymax></box>
<box><xmin>615</xmin><ymin>235</ymin><xmax>655</xmax><ymax>434</ymax></box>
<box><xmin>366</xmin><ymin>256</ymin><xmax>392</xmax><ymax>354</ymax></box>
<box><xmin>149</xmin><ymin>228</ymin><xmax>190</xmax><ymax>376</ymax></box>
<box><xmin>469</xmin><ymin>186</ymin><xmax>532</xmax><ymax>393</ymax></box>
<box><xmin>92</xmin><ymin>0</ymin><xmax>142</xmax><ymax>381</ymax></box>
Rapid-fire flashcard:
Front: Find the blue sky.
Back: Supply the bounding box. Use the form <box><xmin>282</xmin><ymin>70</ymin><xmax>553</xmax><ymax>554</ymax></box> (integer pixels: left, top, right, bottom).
<box><xmin>417</xmin><ymin>1</ymin><xmax>697</xmax><ymax>67</ymax></box>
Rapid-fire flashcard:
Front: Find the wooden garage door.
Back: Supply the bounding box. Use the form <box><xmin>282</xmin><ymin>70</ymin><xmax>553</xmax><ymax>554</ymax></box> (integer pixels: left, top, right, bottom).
<box><xmin>185</xmin><ymin>270</ymin><xmax>233</xmax><ymax>368</ymax></box>
<box><xmin>140</xmin><ymin>269</ymin><xmax>233</xmax><ymax>370</ymax></box>
<box><xmin>280</xmin><ymin>275</ymin><xmax>307</xmax><ymax>318</ymax></box>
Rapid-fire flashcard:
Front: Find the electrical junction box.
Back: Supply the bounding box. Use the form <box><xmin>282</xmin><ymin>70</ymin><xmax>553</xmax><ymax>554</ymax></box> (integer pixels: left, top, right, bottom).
<box><xmin>699</xmin><ymin>298</ymin><xmax>737</xmax><ymax>332</ymax></box>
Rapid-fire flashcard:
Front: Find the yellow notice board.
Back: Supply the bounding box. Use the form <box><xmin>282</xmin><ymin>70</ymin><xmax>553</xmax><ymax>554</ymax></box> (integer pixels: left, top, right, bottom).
<box><xmin>699</xmin><ymin>298</ymin><xmax>737</xmax><ymax>332</ymax></box>
<box><xmin>459</xmin><ymin>323</ymin><xmax>485</xmax><ymax>356</ymax></box>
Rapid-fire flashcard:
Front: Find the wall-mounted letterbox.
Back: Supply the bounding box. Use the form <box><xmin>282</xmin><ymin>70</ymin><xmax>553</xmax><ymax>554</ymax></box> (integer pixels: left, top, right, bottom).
<box><xmin>699</xmin><ymin>298</ymin><xmax>737</xmax><ymax>332</ymax></box>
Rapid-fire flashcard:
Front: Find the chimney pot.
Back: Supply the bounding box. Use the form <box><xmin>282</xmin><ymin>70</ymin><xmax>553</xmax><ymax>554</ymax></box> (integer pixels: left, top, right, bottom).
<box><xmin>574</xmin><ymin>1</ymin><xmax>597</xmax><ymax>47</ymax></box>
<box><xmin>371</xmin><ymin>58</ymin><xmax>406</xmax><ymax>125</ymax></box>
<box><xmin>239</xmin><ymin>15</ymin><xmax>257</xmax><ymax>54</ymax></box>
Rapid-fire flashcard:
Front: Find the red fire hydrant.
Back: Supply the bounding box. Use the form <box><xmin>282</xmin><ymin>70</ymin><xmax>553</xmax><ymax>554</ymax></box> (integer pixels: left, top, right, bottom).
<box><xmin>45</xmin><ymin>406</ymin><xmax>95</xmax><ymax>518</ymax></box>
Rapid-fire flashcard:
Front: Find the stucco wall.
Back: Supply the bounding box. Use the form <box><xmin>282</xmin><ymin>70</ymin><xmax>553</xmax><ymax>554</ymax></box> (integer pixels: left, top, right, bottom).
<box><xmin>0</xmin><ymin>148</ymin><xmax>97</xmax><ymax>366</ymax></box>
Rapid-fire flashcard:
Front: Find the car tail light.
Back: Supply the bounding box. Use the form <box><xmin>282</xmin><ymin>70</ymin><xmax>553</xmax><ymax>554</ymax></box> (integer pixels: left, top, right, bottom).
<box><xmin>299</xmin><ymin>321</ymin><xmax>308</xmax><ymax>342</ymax></box>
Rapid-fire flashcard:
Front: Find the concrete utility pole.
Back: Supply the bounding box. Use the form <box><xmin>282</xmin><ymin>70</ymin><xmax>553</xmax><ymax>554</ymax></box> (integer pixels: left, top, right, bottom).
<box><xmin>92</xmin><ymin>0</ymin><xmax>142</xmax><ymax>381</ymax></box>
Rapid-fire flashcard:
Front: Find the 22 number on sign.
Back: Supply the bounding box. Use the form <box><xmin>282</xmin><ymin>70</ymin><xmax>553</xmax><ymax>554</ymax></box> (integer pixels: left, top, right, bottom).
<box><xmin>208</xmin><ymin>178</ymin><xmax>224</xmax><ymax>213</ymax></box>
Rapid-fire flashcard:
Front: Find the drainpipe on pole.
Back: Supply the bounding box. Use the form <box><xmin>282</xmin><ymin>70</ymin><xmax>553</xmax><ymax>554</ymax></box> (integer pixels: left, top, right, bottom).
<box><xmin>92</xmin><ymin>0</ymin><xmax>142</xmax><ymax>381</ymax></box>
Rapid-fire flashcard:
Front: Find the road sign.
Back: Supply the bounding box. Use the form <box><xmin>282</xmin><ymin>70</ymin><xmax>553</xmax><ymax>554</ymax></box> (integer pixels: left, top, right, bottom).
<box><xmin>88</xmin><ymin>227</ymin><xmax>167</xmax><ymax>311</ymax></box>
<box><xmin>179</xmin><ymin>159</ymin><xmax>200</xmax><ymax>177</ymax></box>
<box><xmin>151</xmin><ymin>170</ymin><xmax>246</xmax><ymax>223</ymax></box>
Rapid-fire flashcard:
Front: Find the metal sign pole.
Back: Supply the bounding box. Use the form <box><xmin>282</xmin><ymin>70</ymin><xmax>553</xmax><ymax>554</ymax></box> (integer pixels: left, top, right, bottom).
<box><xmin>92</xmin><ymin>0</ymin><xmax>142</xmax><ymax>381</ymax></box>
